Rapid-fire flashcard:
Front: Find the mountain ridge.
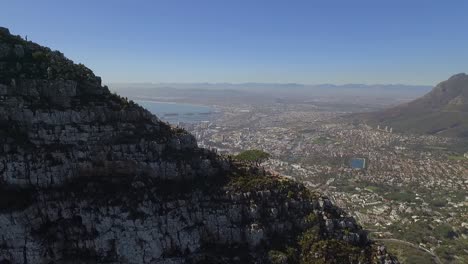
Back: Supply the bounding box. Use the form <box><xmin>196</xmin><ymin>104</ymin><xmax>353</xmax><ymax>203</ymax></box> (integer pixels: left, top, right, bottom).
<box><xmin>108</xmin><ymin>82</ymin><xmax>431</xmax><ymax>91</ymax></box>
<box><xmin>355</xmin><ymin>73</ymin><xmax>468</xmax><ymax>137</ymax></box>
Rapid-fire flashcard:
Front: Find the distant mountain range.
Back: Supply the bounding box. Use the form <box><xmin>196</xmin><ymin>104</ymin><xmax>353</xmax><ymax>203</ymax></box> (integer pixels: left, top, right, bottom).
<box><xmin>110</xmin><ymin>82</ymin><xmax>431</xmax><ymax>95</ymax></box>
<box><xmin>356</xmin><ymin>73</ymin><xmax>468</xmax><ymax>137</ymax></box>
<box><xmin>110</xmin><ymin>82</ymin><xmax>432</xmax><ymax>106</ymax></box>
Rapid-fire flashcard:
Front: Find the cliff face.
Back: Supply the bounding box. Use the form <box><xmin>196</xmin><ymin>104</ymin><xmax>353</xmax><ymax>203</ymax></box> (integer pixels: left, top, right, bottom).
<box><xmin>0</xmin><ymin>27</ymin><xmax>210</xmax><ymax>187</ymax></box>
<box><xmin>0</xmin><ymin>27</ymin><xmax>397</xmax><ymax>264</ymax></box>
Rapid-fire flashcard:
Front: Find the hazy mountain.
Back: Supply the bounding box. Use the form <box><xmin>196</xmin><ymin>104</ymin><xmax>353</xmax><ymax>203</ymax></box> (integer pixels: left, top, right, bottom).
<box><xmin>356</xmin><ymin>73</ymin><xmax>468</xmax><ymax>137</ymax></box>
<box><xmin>110</xmin><ymin>82</ymin><xmax>431</xmax><ymax>108</ymax></box>
<box><xmin>110</xmin><ymin>82</ymin><xmax>431</xmax><ymax>96</ymax></box>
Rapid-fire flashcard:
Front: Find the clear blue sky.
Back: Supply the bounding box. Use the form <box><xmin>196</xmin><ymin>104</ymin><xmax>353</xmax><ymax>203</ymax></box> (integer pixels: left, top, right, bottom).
<box><xmin>3</xmin><ymin>0</ymin><xmax>468</xmax><ymax>85</ymax></box>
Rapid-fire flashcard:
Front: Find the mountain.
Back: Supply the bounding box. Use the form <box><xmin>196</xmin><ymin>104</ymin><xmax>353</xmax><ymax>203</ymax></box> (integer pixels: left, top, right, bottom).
<box><xmin>0</xmin><ymin>27</ymin><xmax>397</xmax><ymax>263</ymax></box>
<box><xmin>109</xmin><ymin>82</ymin><xmax>431</xmax><ymax>102</ymax></box>
<box><xmin>356</xmin><ymin>73</ymin><xmax>468</xmax><ymax>137</ymax></box>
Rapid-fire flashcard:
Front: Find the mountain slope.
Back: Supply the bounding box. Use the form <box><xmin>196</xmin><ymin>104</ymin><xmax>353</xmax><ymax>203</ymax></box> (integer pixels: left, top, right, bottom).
<box><xmin>0</xmin><ymin>27</ymin><xmax>396</xmax><ymax>264</ymax></box>
<box><xmin>356</xmin><ymin>73</ymin><xmax>468</xmax><ymax>137</ymax></box>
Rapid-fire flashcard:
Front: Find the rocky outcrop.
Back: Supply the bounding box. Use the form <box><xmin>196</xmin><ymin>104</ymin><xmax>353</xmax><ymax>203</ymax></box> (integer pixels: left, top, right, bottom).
<box><xmin>0</xmin><ymin>61</ymin><xmax>213</xmax><ymax>187</ymax></box>
<box><xmin>0</xmin><ymin>27</ymin><xmax>398</xmax><ymax>263</ymax></box>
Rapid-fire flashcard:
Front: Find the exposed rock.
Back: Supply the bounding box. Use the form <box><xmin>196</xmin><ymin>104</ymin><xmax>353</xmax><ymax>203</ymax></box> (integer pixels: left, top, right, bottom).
<box><xmin>13</xmin><ymin>44</ymin><xmax>24</xmax><ymax>58</ymax></box>
<box><xmin>0</xmin><ymin>27</ymin><xmax>9</xmax><ymax>35</ymax></box>
<box><xmin>0</xmin><ymin>43</ymin><xmax>10</xmax><ymax>58</ymax></box>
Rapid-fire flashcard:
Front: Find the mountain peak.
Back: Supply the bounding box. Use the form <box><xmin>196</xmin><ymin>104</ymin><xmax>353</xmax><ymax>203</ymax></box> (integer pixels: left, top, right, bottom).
<box><xmin>440</xmin><ymin>72</ymin><xmax>468</xmax><ymax>90</ymax></box>
<box><xmin>427</xmin><ymin>72</ymin><xmax>468</xmax><ymax>105</ymax></box>
<box><xmin>448</xmin><ymin>72</ymin><xmax>467</xmax><ymax>80</ymax></box>
<box><xmin>0</xmin><ymin>26</ymin><xmax>101</xmax><ymax>89</ymax></box>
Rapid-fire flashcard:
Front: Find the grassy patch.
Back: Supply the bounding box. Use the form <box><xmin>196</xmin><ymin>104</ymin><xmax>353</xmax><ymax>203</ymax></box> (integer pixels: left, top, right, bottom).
<box><xmin>384</xmin><ymin>191</ymin><xmax>416</xmax><ymax>203</ymax></box>
<box><xmin>448</xmin><ymin>155</ymin><xmax>467</xmax><ymax>161</ymax></box>
<box><xmin>435</xmin><ymin>238</ymin><xmax>468</xmax><ymax>264</ymax></box>
<box><xmin>383</xmin><ymin>241</ymin><xmax>437</xmax><ymax>264</ymax></box>
<box><xmin>364</xmin><ymin>185</ymin><xmax>383</xmax><ymax>193</ymax></box>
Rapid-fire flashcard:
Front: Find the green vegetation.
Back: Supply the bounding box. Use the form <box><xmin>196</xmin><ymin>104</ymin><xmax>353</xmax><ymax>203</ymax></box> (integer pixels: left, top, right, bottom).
<box><xmin>390</xmin><ymin>222</ymin><xmax>459</xmax><ymax>245</ymax></box>
<box><xmin>436</xmin><ymin>238</ymin><xmax>468</xmax><ymax>264</ymax></box>
<box><xmin>364</xmin><ymin>185</ymin><xmax>382</xmax><ymax>193</ymax></box>
<box><xmin>304</xmin><ymin>213</ymin><xmax>318</xmax><ymax>224</ymax></box>
<box><xmin>268</xmin><ymin>250</ymin><xmax>288</xmax><ymax>264</ymax></box>
<box><xmin>424</xmin><ymin>145</ymin><xmax>447</xmax><ymax>151</ymax></box>
<box><xmin>449</xmin><ymin>191</ymin><xmax>467</xmax><ymax>203</ymax></box>
<box><xmin>268</xmin><ymin>247</ymin><xmax>299</xmax><ymax>264</ymax></box>
<box><xmin>384</xmin><ymin>191</ymin><xmax>415</xmax><ymax>203</ymax></box>
<box><xmin>31</xmin><ymin>50</ymin><xmax>47</xmax><ymax>61</ymax></box>
<box><xmin>300</xmin><ymin>239</ymin><xmax>368</xmax><ymax>264</ymax></box>
<box><xmin>110</xmin><ymin>92</ymin><xmax>135</xmax><ymax>109</ymax></box>
<box><xmin>447</xmin><ymin>155</ymin><xmax>466</xmax><ymax>161</ymax></box>
<box><xmin>383</xmin><ymin>241</ymin><xmax>437</xmax><ymax>264</ymax></box>
<box><xmin>386</xmin><ymin>216</ymin><xmax>468</xmax><ymax>263</ymax></box>
<box><xmin>235</xmin><ymin>149</ymin><xmax>270</xmax><ymax>165</ymax></box>
<box><xmin>347</xmin><ymin>180</ymin><xmax>422</xmax><ymax>204</ymax></box>
<box><xmin>429</xmin><ymin>198</ymin><xmax>447</xmax><ymax>207</ymax></box>
<box><xmin>267</xmin><ymin>211</ymin><xmax>371</xmax><ymax>264</ymax></box>
<box><xmin>226</xmin><ymin>173</ymin><xmax>313</xmax><ymax>201</ymax></box>
<box><xmin>434</xmin><ymin>224</ymin><xmax>457</xmax><ymax>239</ymax></box>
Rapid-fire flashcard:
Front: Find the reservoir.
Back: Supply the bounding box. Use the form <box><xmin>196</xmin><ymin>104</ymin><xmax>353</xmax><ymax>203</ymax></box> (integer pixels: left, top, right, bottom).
<box><xmin>350</xmin><ymin>158</ymin><xmax>366</xmax><ymax>169</ymax></box>
<box><xmin>135</xmin><ymin>100</ymin><xmax>217</xmax><ymax>124</ymax></box>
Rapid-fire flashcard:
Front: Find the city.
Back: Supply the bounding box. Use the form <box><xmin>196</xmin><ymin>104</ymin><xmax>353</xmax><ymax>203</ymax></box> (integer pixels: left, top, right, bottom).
<box><xmin>183</xmin><ymin>102</ymin><xmax>468</xmax><ymax>263</ymax></box>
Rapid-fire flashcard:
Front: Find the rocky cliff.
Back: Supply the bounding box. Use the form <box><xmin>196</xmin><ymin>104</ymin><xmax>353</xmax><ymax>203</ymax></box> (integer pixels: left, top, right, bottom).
<box><xmin>0</xmin><ymin>27</ymin><xmax>397</xmax><ymax>264</ymax></box>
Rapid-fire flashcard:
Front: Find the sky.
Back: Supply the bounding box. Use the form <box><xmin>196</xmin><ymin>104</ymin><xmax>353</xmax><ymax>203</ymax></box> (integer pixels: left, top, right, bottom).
<box><xmin>2</xmin><ymin>0</ymin><xmax>468</xmax><ymax>85</ymax></box>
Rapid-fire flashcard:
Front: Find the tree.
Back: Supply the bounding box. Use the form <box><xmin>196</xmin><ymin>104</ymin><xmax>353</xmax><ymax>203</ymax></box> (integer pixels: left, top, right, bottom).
<box><xmin>235</xmin><ymin>149</ymin><xmax>270</xmax><ymax>166</ymax></box>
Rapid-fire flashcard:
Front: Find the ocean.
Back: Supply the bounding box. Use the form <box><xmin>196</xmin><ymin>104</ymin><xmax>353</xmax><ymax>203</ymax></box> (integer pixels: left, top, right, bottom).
<box><xmin>135</xmin><ymin>100</ymin><xmax>217</xmax><ymax>124</ymax></box>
